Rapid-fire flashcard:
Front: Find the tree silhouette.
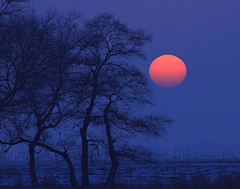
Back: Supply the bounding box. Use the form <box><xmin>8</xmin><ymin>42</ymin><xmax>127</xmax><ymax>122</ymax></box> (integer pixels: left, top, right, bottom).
<box><xmin>0</xmin><ymin>0</ymin><xmax>30</xmax><ymax>27</ymax></box>
<box><xmin>0</xmin><ymin>10</ymin><xmax>172</xmax><ymax>188</ymax></box>
<box><xmin>0</xmin><ymin>11</ymin><xmax>56</xmax><ymax>115</ymax></box>
<box><xmin>0</xmin><ymin>10</ymin><xmax>82</xmax><ymax>188</ymax></box>
<box><xmin>78</xmin><ymin>13</ymin><xmax>153</xmax><ymax>187</ymax></box>
<box><xmin>76</xmin><ymin>13</ymin><xmax>154</xmax><ymax>187</ymax></box>
<box><xmin>92</xmin><ymin>63</ymin><xmax>172</xmax><ymax>186</ymax></box>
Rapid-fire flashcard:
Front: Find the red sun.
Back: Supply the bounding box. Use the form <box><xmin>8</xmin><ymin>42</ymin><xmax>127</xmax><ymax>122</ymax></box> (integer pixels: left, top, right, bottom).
<box><xmin>149</xmin><ymin>55</ymin><xmax>187</xmax><ymax>88</ymax></box>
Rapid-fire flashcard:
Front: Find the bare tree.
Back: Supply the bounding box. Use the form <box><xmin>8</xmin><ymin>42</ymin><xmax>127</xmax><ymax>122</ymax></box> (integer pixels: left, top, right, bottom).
<box><xmin>0</xmin><ymin>11</ymin><xmax>56</xmax><ymax>113</ymax></box>
<box><xmin>0</xmin><ymin>11</ymin><xmax>56</xmax><ymax>186</ymax></box>
<box><xmin>76</xmin><ymin>13</ymin><xmax>152</xmax><ymax>187</ymax></box>
<box><xmin>0</xmin><ymin>10</ymin><xmax>172</xmax><ymax>188</ymax></box>
<box><xmin>0</xmin><ymin>0</ymin><xmax>31</xmax><ymax>26</ymax></box>
<box><xmin>20</xmin><ymin>11</ymin><xmax>81</xmax><ymax>187</ymax></box>
<box><xmin>0</xmin><ymin>10</ymin><xmax>82</xmax><ymax>188</ymax></box>
<box><xmin>103</xmin><ymin>108</ymin><xmax>172</xmax><ymax>186</ymax></box>
<box><xmin>92</xmin><ymin>64</ymin><xmax>172</xmax><ymax>186</ymax></box>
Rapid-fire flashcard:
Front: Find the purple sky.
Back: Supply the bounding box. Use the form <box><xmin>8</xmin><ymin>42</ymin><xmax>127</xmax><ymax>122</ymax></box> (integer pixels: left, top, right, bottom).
<box><xmin>32</xmin><ymin>0</ymin><xmax>240</xmax><ymax>157</ymax></box>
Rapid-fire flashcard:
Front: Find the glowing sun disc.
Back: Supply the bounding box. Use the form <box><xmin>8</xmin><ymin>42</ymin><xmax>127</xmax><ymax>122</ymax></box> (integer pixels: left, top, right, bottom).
<box><xmin>149</xmin><ymin>55</ymin><xmax>187</xmax><ymax>88</ymax></box>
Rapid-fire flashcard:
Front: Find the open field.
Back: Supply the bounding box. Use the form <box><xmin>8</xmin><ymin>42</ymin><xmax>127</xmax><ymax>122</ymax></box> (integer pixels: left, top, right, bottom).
<box><xmin>1</xmin><ymin>159</ymin><xmax>240</xmax><ymax>188</ymax></box>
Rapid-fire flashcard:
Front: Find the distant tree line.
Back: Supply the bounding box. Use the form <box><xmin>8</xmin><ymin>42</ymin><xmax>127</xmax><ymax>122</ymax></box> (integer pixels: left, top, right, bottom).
<box><xmin>0</xmin><ymin>2</ymin><xmax>172</xmax><ymax>189</ymax></box>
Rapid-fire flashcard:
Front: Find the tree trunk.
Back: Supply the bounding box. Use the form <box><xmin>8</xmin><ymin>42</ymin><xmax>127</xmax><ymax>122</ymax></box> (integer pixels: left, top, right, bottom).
<box><xmin>80</xmin><ymin>82</ymin><xmax>97</xmax><ymax>187</ymax></box>
<box><xmin>29</xmin><ymin>144</ymin><xmax>38</xmax><ymax>186</ymax></box>
<box><xmin>80</xmin><ymin>127</ymin><xmax>89</xmax><ymax>187</ymax></box>
<box><xmin>36</xmin><ymin>142</ymin><xmax>79</xmax><ymax>189</ymax></box>
<box><xmin>104</xmin><ymin>108</ymin><xmax>119</xmax><ymax>186</ymax></box>
<box><xmin>63</xmin><ymin>153</ymin><xmax>79</xmax><ymax>189</ymax></box>
<box><xmin>105</xmin><ymin>152</ymin><xmax>119</xmax><ymax>186</ymax></box>
<box><xmin>29</xmin><ymin>125</ymin><xmax>42</xmax><ymax>187</ymax></box>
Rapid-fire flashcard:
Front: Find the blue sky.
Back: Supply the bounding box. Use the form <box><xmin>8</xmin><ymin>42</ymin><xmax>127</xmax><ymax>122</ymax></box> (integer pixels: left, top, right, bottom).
<box><xmin>32</xmin><ymin>0</ymin><xmax>240</xmax><ymax>157</ymax></box>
